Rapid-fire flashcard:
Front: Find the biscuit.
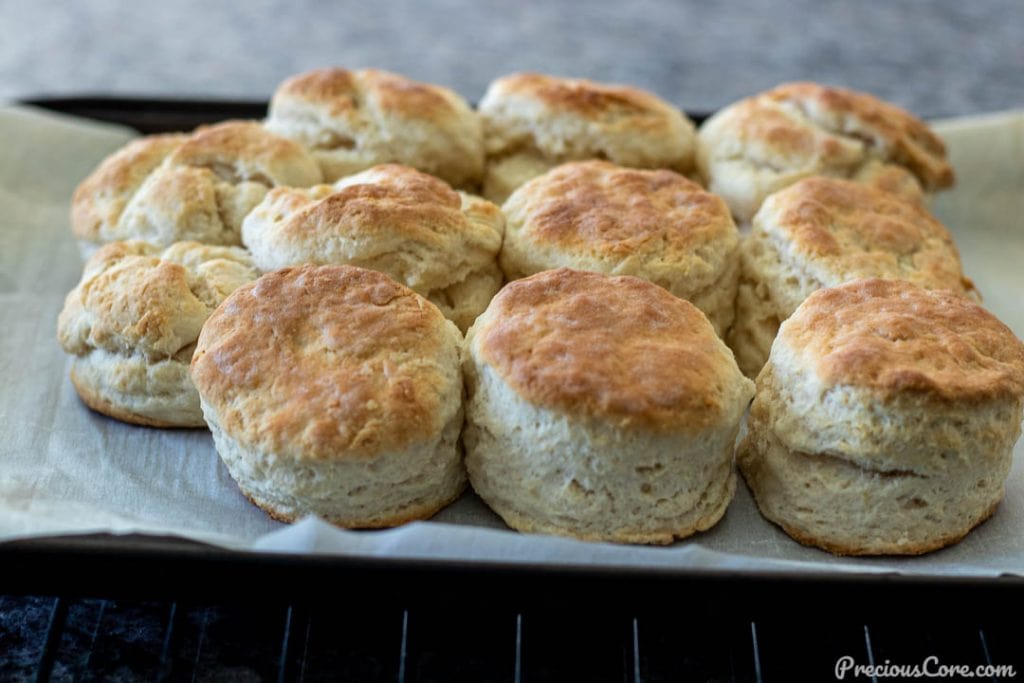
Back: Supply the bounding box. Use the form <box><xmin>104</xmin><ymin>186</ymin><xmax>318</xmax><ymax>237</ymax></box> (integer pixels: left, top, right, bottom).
<box><xmin>738</xmin><ymin>279</ymin><xmax>1024</xmax><ymax>555</ymax></box>
<box><xmin>463</xmin><ymin>268</ymin><xmax>754</xmax><ymax>544</ymax></box>
<box><xmin>697</xmin><ymin>82</ymin><xmax>954</xmax><ymax>223</ymax></box>
<box><xmin>241</xmin><ymin>164</ymin><xmax>504</xmax><ymax>331</ymax></box>
<box><xmin>56</xmin><ymin>240</ymin><xmax>258</xmax><ymax>427</ymax></box>
<box><xmin>499</xmin><ymin>160</ymin><xmax>739</xmax><ymax>335</ymax></box>
<box><xmin>479</xmin><ymin>72</ymin><xmax>696</xmax><ymax>203</ymax></box>
<box><xmin>190</xmin><ymin>264</ymin><xmax>466</xmax><ymax>528</ymax></box>
<box><xmin>265</xmin><ymin>67</ymin><xmax>484</xmax><ymax>188</ymax></box>
<box><xmin>71</xmin><ymin>121</ymin><xmax>322</xmax><ymax>255</ymax></box>
<box><xmin>727</xmin><ymin>176</ymin><xmax>977</xmax><ymax>377</ymax></box>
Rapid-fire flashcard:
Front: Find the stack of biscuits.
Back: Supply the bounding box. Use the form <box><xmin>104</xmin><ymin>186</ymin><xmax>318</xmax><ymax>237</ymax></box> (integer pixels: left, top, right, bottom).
<box><xmin>58</xmin><ymin>68</ymin><xmax>1024</xmax><ymax>555</ymax></box>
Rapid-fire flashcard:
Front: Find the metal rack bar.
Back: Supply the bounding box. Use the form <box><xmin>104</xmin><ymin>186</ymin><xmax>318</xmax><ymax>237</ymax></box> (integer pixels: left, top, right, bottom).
<box><xmin>32</xmin><ymin>597</ymin><xmax>66</xmax><ymax>683</ymax></box>
<box><xmin>514</xmin><ymin>613</ymin><xmax>523</xmax><ymax>683</ymax></box>
<box><xmin>398</xmin><ymin>608</ymin><xmax>409</xmax><ymax>683</ymax></box>
<box><xmin>154</xmin><ymin>601</ymin><xmax>178</xmax><ymax>683</ymax></box>
<box><xmin>863</xmin><ymin>625</ymin><xmax>879</xmax><ymax>683</ymax></box>
<box><xmin>978</xmin><ymin>628</ymin><xmax>997</xmax><ymax>683</ymax></box>
<box><xmin>750</xmin><ymin>621</ymin><xmax>763</xmax><ymax>683</ymax></box>
<box><xmin>631</xmin><ymin>617</ymin><xmax>641</xmax><ymax>683</ymax></box>
<box><xmin>190</xmin><ymin>605</ymin><xmax>210</xmax><ymax>680</ymax></box>
<box><xmin>277</xmin><ymin>605</ymin><xmax>295</xmax><ymax>683</ymax></box>
<box><xmin>297</xmin><ymin>608</ymin><xmax>312</xmax><ymax>683</ymax></box>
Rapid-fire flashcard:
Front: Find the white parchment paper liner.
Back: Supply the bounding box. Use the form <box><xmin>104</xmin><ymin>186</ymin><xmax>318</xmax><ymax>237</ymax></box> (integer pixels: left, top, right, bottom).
<box><xmin>2</xmin><ymin>105</ymin><xmax>1021</xmax><ymax>577</ymax></box>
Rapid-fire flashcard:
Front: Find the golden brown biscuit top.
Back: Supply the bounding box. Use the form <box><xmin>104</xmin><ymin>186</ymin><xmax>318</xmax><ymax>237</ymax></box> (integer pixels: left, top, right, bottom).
<box><xmin>851</xmin><ymin>161</ymin><xmax>927</xmax><ymax>204</ymax></box>
<box><xmin>71</xmin><ymin>134</ymin><xmax>189</xmax><ymax>241</ymax></box>
<box><xmin>720</xmin><ymin>81</ymin><xmax>953</xmax><ymax>190</ymax></box>
<box><xmin>279</xmin><ymin>164</ymin><xmax>502</xmax><ymax>250</ymax></box>
<box><xmin>505</xmin><ymin>160</ymin><xmax>735</xmax><ymax>263</ymax></box>
<box><xmin>71</xmin><ymin>123</ymin><xmax>321</xmax><ymax>245</ymax></box>
<box><xmin>272</xmin><ymin>67</ymin><xmax>469</xmax><ymax>124</ymax></box>
<box><xmin>274</xmin><ymin>67</ymin><xmax>359</xmax><ymax>112</ymax></box>
<box><xmin>760</xmin><ymin>176</ymin><xmax>974</xmax><ymax>295</ymax></box>
<box><xmin>780</xmin><ymin>279</ymin><xmax>1024</xmax><ymax>402</ymax></box>
<box><xmin>474</xmin><ymin>268</ymin><xmax>749</xmax><ymax>432</ymax></box>
<box><xmin>310</xmin><ymin>163</ymin><xmax>464</xmax><ymax>230</ymax></box>
<box><xmin>486</xmin><ymin>72</ymin><xmax>677</xmax><ymax>122</ymax></box>
<box><xmin>57</xmin><ymin>240</ymin><xmax>256</xmax><ymax>360</ymax></box>
<box><xmin>242</xmin><ymin>164</ymin><xmax>504</xmax><ymax>288</ymax></box>
<box><xmin>166</xmin><ymin>120</ymin><xmax>321</xmax><ymax>186</ymax></box>
<box><xmin>479</xmin><ymin>72</ymin><xmax>695</xmax><ymax>174</ymax></box>
<box><xmin>191</xmin><ymin>265</ymin><xmax>459</xmax><ymax>459</ymax></box>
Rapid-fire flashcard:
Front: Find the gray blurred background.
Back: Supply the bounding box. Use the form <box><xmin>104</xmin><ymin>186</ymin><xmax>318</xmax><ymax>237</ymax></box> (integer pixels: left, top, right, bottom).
<box><xmin>2</xmin><ymin>0</ymin><xmax>1022</xmax><ymax>117</ymax></box>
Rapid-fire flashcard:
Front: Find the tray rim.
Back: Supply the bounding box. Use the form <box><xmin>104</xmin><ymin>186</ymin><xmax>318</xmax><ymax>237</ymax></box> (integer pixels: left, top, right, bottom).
<box><xmin>9</xmin><ymin>96</ymin><xmax>1019</xmax><ymax>597</ymax></box>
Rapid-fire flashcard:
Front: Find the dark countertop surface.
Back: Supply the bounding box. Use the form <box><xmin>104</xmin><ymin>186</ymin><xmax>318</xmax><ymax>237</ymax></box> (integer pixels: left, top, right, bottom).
<box><xmin>2</xmin><ymin>0</ymin><xmax>1022</xmax><ymax>118</ymax></box>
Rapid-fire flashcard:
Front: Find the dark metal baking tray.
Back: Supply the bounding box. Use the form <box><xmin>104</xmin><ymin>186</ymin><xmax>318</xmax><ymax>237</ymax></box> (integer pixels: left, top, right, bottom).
<box><xmin>4</xmin><ymin>97</ymin><xmax>1021</xmax><ymax>618</ymax></box>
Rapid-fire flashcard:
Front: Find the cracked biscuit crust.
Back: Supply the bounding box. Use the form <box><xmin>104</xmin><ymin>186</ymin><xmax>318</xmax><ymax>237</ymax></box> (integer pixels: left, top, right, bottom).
<box><xmin>726</xmin><ymin>177</ymin><xmax>976</xmax><ymax>377</ymax></box>
<box><xmin>739</xmin><ymin>365</ymin><xmax>1020</xmax><ymax>555</ymax></box>
<box><xmin>265</xmin><ymin>67</ymin><xmax>484</xmax><ymax>187</ymax></box>
<box><xmin>241</xmin><ymin>164</ymin><xmax>505</xmax><ymax>331</ymax></box>
<box><xmin>71</xmin><ymin>121</ymin><xmax>322</xmax><ymax>254</ymax></box>
<box><xmin>736</xmin><ymin>279</ymin><xmax>1024</xmax><ymax>555</ymax></box>
<box><xmin>696</xmin><ymin>81</ymin><xmax>954</xmax><ymax>222</ymax></box>
<box><xmin>479</xmin><ymin>72</ymin><xmax>696</xmax><ymax>203</ymax></box>
<box><xmin>57</xmin><ymin>240</ymin><xmax>258</xmax><ymax>426</ymax></box>
<box><xmin>752</xmin><ymin>176</ymin><xmax>973</xmax><ymax>309</ymax></box>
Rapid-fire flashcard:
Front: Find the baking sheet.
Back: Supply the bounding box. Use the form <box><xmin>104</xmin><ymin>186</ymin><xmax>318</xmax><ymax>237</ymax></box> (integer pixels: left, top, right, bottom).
<box><xmin>1</xmin><ymin>104</ymin><xmax>1022</xmax><ymax>577</ymax></box>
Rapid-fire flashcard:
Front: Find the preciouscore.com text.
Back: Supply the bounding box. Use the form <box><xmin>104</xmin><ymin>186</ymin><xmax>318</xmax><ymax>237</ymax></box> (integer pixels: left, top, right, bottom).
<box><xmin>835</xmin><ymin>655</ymin><xmax>1016</xmax><ymax>680</ymax></box>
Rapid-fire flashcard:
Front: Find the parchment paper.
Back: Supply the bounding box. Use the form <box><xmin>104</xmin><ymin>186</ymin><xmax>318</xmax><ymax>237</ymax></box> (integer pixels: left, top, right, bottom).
<box><xmin>2</xmin><ymin>104</ymin><xmax>1022</xmax><ymax>577</ymax></box>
